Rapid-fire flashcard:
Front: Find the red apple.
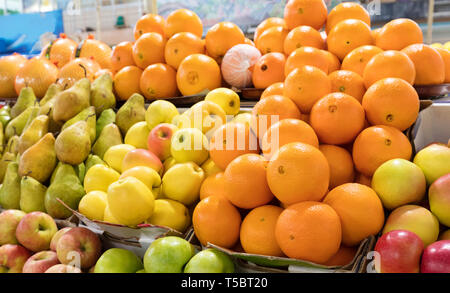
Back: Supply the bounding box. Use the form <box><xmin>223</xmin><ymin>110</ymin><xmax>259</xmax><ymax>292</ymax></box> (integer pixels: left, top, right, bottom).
<box><xmin>0</xmin><ymin>210</ymin><xmax>26</xmax><ymax>245</ymax></box>
<box><xmin>45</xmin><ymin>264</ymin><xmax>82</xmax><ymax>273</ymax></box>
<box><xmin>15</xmin><ymin>212</ymin><xmax>58</xmax><ymax>252</ymax></box>
<box><xmin>50</xmin><ymin>227</ymin><xmax>72</xmax><ymax>251</ymax></box>
<box><xmin>374</xmin><ymin>230</ymin><xmax>424</xmax><ymax>273</ymax></box>
<box><xmin>121</xmin><ymin>148</ymin><xmax>163</xmax><ymax>173</ymax></box>
<box><xmin>421</xmin><ymin>240</ymin><xmax>450</xmax><ymax>273</ymax></box>
<box><xmin>0</xmin><ymin>244</ymin><xmax>32</xmax><ymax>273</ymax></box>
<box><xmin>22</xmin><ymin>250</ymin><xmax>59</xmax><ymax>273</ymax></box>
<box><xmin>148</xmin><ymin>123</ymin><xmax>178</xmax><ymax>161</ymax></box>
<box><xmin>56</xmin><ymin>227</ymin><xmax>102</xmax><ymax>269</ymax></box>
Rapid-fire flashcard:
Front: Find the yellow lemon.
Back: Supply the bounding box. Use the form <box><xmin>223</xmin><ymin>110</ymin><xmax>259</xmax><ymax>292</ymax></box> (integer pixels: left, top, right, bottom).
<box><xmin>79</xmin><ymin>191</ymin><xmax>108</xmax><ymax>221</ymax></box>
<box><xmin>119</xmin><ymin>166</ymin><xmax>161</xmax><ymax>193</ymax></box>
<box><xmin>124</xmin><ymin>121</ymin><xmax>150</xmax><ymax>149</ymax></box>
<box><xmin>83</xmin><ymin>164</ymin><xmax>120</xmax><ymax>193</ymax></box>
<box><xmin>146</xmin><ymin>199</ymin><xmax>191</xmax><ymax>233</ymax></box>
<box><xmin>103</xmin><ymin>144</ymin><xmax>136</xmax><ymax>173</ymax></box>
<box><xmin>205</xmin><ymin>87</ymin><xmax>240</xmax><ymax>116</ymax></box>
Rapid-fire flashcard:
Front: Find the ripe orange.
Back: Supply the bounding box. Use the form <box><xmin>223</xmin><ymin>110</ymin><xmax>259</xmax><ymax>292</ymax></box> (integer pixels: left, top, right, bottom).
<box><xmin>321</xmin><ymin>245</ymin><xmax>357</xmax><ymax>266</ymax></box>
<box><xmin>326</xmin><ymin>2</ymin><xmax>371</xmax><ymax>34</ymax></box>
<box><xmin>362</xmin><ymin>78</ymin><xmax>420</xmax><ymax>131</ymax></box>
<box><xmin>164</xmin><ymin>32</ymin><xmax>205</xmax><ymax>69</ymax></box>
<box><xmin>284</xmin><ymin>65</ymin><xmax>331</xmax><ymax>114</ymax></box>
<box><xmin>319</xmin><ymin>144</ymin><xmax>355</xmax><ymax>190</ymax></box>
<box><xmin>284</xmin><ymin>0</ymin><xmax>328</xmax><ymax>31</ymax></box>
<box><xmin>275</xmin><ymin>201</ymin><xmax>342</xmax><ymax>263</ymax></box>
<box><xmin>0</xmin><ymin>54</ymin><xmax>27</xmax><ymax>99</ymax></box>
<box><xmin>284</xmin><ymin>25</ymin><xmax>325</xmax><ymax>56</ymax></box>
<box><xmin>256</xmin><ymin>26</ymin><xmax>289</xmax><ymax>55</ymax></box>
<box><xmin>209</xmin><ymin>122</ymin><xmax>259</xmax><ymax>170</ymax></box>
<box><xmin>252</xmin><ymin>52</ymin><xmax>286</xmax><ymax>89</ymax></box>
<box><xmin>205</xmin><ymin>22</ymin><xmax>245</xmax><ymax>64</ymax></box>
<box><xmin>199</xmin><ymin>172</ymin><xmax>227</xmax><ymax>200</ymax></box>
<box><xmin>15</xmin><ymin>57</ymin><xmax>58</xmax><ymax>98</ymax></box>
<box><xmin>329</xmin><ymin>70</ymin><xmax>366</xmax><ymax>103</ymax></box>
<box><xmin>260</xmin><ymin>82</ymin><xmax>284</xmax><ymax>99</ymax></box>
<box><xmin>267</xmin><ymin>142</ymin><xmax>329</xmax><ymax>205</ymax></box>
<box><xmin>327</xmin><ymin>19</ymin><xmax>373</xmax><ymax>60</ymax></box>
<box><xmin>250</xmin><ymin>95</ymin><xmax>302</xmax><ymax>138</ymax></box>
<box><xmin>223</xmin><ymin>154</ymin><xmax>273</xmax><ymax>209</ymax></box>
<box><xmin>352</xmin><ymin>125</ymin><xmax>413</xmax><ymax>177</ymax></box>
<box><xmin>78</xmin><ymin>37</ymin><xmax>112</xmax><ymax>69</ymax></box>
<box><xmin>310</xmin><ymin>92</ymin><xmax>365</xmax><ymax>145</ymax></box>
<box><xmin>285</xmin><ymin>47</ymin><xmax>329</xmax><ymax>76</ymax></box>
<box><xmin>244</xmin><ymin>38</ymin><xmax>255</xmax><ymax>47</ymax></box>
<box><xmin>323</xmin><ymin>50</ymin><xmax>341</xmax><ymax>73</ymax></box>
<box><xmin>57</xmin><ymin>57</ymin><xmax>101</xmax><ymax>89</ymax></box>
<box><xmin>111</xmin><ymin>41</ymin><xmax>135</xmax><ymax>73</ymax></box>
<box><xmin>165</xmin><ymin>9</ymin><xmax>203</xmax><ymax>39</ymax></box>
<box><xmin>41</xmin><ymin>35</ymin><xmax>77</xmax><ymax>68</ymax></box>
<box><xmin>134</xmin><ymin>13</ymin><xmax>166</xmax><ymax>40</ymax></box>
<box><xmin>132</xmin><ymin>32</ymin><xmax>166</xmax><ymax>69</ymax></box>
<box><xmin>176</xmin><ymin>54</ymin><xmax>221</xmax><ymax>96</ymax></box>
<box><xmin>372</xmin><ymin>28</ymin><xmax>382</xmax><ymax>40</ymax></box>
<box><xmin>341</xmin><ymin>45</ymin><xmax>384</xmax><ymax>77</ymax></box>
<box><xmin>435</xmin><ymin>48</ymin><xmax>450</xmax><ymax>83</ymax></box>
<box><xmin>323</xmin><ymin>183</ymin><xmax>385</xmax><ymax>246</ymax></box>
<box><xmin>254</xmin><ymin>17</ymin><xmax>286</xmax><ymax>42</ymax></box>
<box><xmin>240</xmin><ymin>205</ymin><xmax>284</xmax><ymax>257</ymax></box>
<box><xmin>140</xmin><ymin>63</ymin><xmax>178</xmax><ymax>100</ymax></box>
<box><xmin>261</xmin><ymin>119</ymin><xmax>319</xmax><ymax>159</ymax></box>
<box><xmin>193</xmin><ymin>195</ymin><xmax>241</xmax><ymax>248</ymax></box>
<box><xmin>355</xmin><ymin>172</ymin><xmax>372</xmax><ymax>187</ymax></box>
<box><xmin>363</xmin><ymin>50</ymin><xmax>416</xmax><ymax>88</ymax></box>
<box><xmin>402</xmin><ymin>44</ymin><xmax>446</xmax><ymax>85</ymax></box>
<box><xmin>375</xmin><ymin>18</ymin><xmax>423</xmax><ymax>51</ymax></box>
<box><xmin>113</xmin><ymin>65</ymin><xmax>143</xmax><ymax>101</ymax></box>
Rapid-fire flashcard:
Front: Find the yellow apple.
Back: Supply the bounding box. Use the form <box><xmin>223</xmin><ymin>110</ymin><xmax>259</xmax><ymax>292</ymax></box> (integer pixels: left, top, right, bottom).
<box><xmin>103</xmin><ymin>204</ymin><xmax>120</xmax><ymax>224</ymax></box>
<box><xmin>124</xmin><ymin>121</ymin><xmax>150</xmax><ymax>149</ymax></box>
<box><xmin>78</xmin><ymin>191</ymin><xmax>108</xmax><ymax>221</ymax></box>
<box><xmin>205</xmin><ymin>88</ymin><xmax>240</xmax><ymax>116</ymax></box>
<box><xmin>146</xmin><ymin>199</ymin><xmax>191</xmax><ymax>232</ymax></box>
<box><xmin>119</xmin><ymin>166</ymin><xmax>161</xmax><ymax>194</ymax></box>
<box><xmin>103</xmin><ymin>144</ymin><xmax>136</xmax><ymax>173</ymax></box>
<box><xmin>170</xmin><ymin>128</ymin><xmax>209</xmax><ymax>165</ymax></box>
<box><xmin>182</xmin><ymin>101</ymin><xmax>226</xmax><ymax>136</ymax></box>
<box><xmin>145</xmin><ymin>100</ymin><xmax>180</xmax><ymax>130</ymax></box>
<box><xmin>201</xmin><ymin>158</ymin><xmax>222</xmax><ymax>177</ymax></box>
<box><xmin>83</xmin><ymin>164</ymin><xmax>120</xmax><ymax>193</ymax></box>
<box><xmin>162</xmin><ymin>162</ymin><xmax>205</xmax><ymax>205</ymax></box>
<box><xmin>163</xmin><ymin>157</ymin><xmax>177</xmax><ymax>175</ymax></box>
<box><xmin>232</xmin><ymin>113</ymin><xmax>252</xmax><ymax>128</ymax></box>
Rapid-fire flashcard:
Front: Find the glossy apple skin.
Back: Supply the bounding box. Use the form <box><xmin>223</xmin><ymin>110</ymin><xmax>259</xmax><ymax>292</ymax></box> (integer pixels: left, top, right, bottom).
<box><xmin>122</xmin><ymin>149</ymin><xmax>163</xmax><ymax>173</ymax></box>
<box><xmin>0</xmin><ymin>244</ymin><xmax>32</xmax><ymax>273</ymax></box>
<box><xmin>148</xmin><ymin>123</ymin><xmax>178</xmax><ymax>161</ymax></box>
<box><xmin>0</xmin><ymin>210</ymin><xmax>26</xmax><ymax>245</ymax></box>
<box><xmin>421</xmin><ymin>240</ymin><xmax>450</xmax><ymax>273</ymax></box>
<box><xmin>22</xmin><ymin>250</ymin><xmax>59</xmax><ymax>273</ymax></box>
<box><xmin>44</xmin><ymin>264</ymin><xmax>82</xmax><ymax>273</ymax></box>
<box><xmin>428</xmin><ymin>173</ymin><xmax>450</xmax><ymax>227</ymax></box>
<box><xmin>374</xmin><ymin>230</ymin><xmax>424</xmax><ymax>273</ymax></box>
<box><xmin>15</xmin><ymin>212</ymin><xmax>58</xmax><ymax>252</ymax></box>
<box><xmin>50</xmin><ymin>227</ymin><xmax>72</xmax><ymax>252</ymax></box>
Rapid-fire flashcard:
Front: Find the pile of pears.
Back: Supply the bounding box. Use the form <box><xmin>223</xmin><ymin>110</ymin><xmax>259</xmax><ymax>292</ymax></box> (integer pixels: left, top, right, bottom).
<box><xmin>0</xmin><ymin>73</ymin><xmax>148</xmax><ymax>219</ymax></box>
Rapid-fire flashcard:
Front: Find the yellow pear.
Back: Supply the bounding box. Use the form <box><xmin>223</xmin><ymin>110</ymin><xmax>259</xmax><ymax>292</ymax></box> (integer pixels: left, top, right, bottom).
<box><xmin>79</xmin><ymin>191</ymin><xmax>108</xmax><ymax>221</ymax></box>
<box><xmin>103</xmin><ymin>144</ymin><xmax>136</xmax><ymax>173</ymax></box>
<box><xmin>146</xmin><ymin>199</ymin><xmax>191</xmax><ymax>233</ymax></box>
<box><xmin>124</xmin><ymin>121</ymin><xmax>150</xmax><ymax>149</ymax></box>
<box><xmin>83</xmin><ymin>164</ymin><xmax>120</xmax><ymax>193</ymax></box>
<box><xmin>119</xmin><ymin>166</ymin><xmax>161</xmax><ymax>193</ymax></box>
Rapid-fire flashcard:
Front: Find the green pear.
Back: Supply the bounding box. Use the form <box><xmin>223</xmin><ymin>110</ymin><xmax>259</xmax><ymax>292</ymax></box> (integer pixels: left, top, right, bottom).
<box><xmin>55</xmin><ymin>120</ymin><xmax>91</xmax><ymax>165</ymax></box>
<box><xmin>19</xmin><ymin>133</ymin><xmax>57</xmax><ymax>183</ymax></box>
<box><xmin>96</xmin><ymin>109</ymin><xmax>116</xmax><ymax>139</ymax></box>
<box><xmin>91</xmin><ymin>73</ymin><xmax>116</xmax><ymax>115</ymax></box>
<box><xmin>45</xmin><ymin>163</ymin><xmax>85</xmax><ymax>219</ymax></box>
<box><xmin>20</xmin><ymin>176</ymin><xmax>47</xmax><ymax>213</ymax></box>
<box><xmin>0</xmin><ymin>122</ymin><xmax>4</xmax><ymax>155</ymax></box>
<box><xmin>115</xmin><ymin>93</ymin><xmax>146</xmax><ymax>135</ymax></box>
<box><xmin>5</xmin><ymin>106</ymin><xmax>37</xmax><ymax>140</ymax></box>
<box><xmin>11</xmin><ymin>87</ymin><xmax>37</xmax><ymax>118</ymax></box>
<box><xmin>0</xmin><ymin>152</ymin><xmax>15</xmax><ymax>183</ymax></box>
<box><xmin>61</xmin><ymin>106</ymin><xmax>96</xmax><ymax>143</ymax></box>
<box><xmin>39</xmin><ymin>83</ymin><xmax>63</xmax><ymax>106</ymax></box>
<box><xmin>5</xmin><ymin>135</ymin><xmax>20</xmax><ymax>156</ymax></box>
<box><xmin>92</xmin><ymin>123</ymin><xmax>123</xmax><ymax>159</ymax></box>
<box><xmin>49</xmin><ymin>161</ymin><xmax>63</xmax><ymax>184</ymax></box>
<box><xmin>0</xmin><ymin>162</ymin><xmax>21</xmax><ymax>209</ymax></box>
<box><xmin>75</xmin><ymin>163</ymin><xmax>86</xmax><ymax>183</ymax></box>
<box><xmin>18</xmin><ymin>115</ymin><xmax>49</xmax><ymax>154</ymax></box>
<box><xmin>0</xmin><ymin>105</ymin><xmax>12</xmax><ymax>128</ymax></box>
<box><xmin>85</xmin><ymin>154</ymin><xmax>107</xmax><ymax>172</ymax></box>
<box><xmin>53</xmin><ymin>78</ymin><xmax>91</xmax><ymax>122</ymax></box>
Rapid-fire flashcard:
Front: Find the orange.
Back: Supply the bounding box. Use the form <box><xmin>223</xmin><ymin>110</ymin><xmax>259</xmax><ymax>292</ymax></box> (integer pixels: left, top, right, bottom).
<box><xmin>199</xmin><ymin>172</ymin><xmax>227</xmax><ymax>200</ymax></box>
<box><xmin>283</xmin><ymin>65</ymin><xmax>331</xmax><ymax>114</ymax></box>
<box><xmin>325</xmin><ymin>2</ymin><xmax>371</xmax><ymax>34</ymax></box>
<box><xmin>165</xmin><ymin>9</ymin><xmax>203</xmax><ymax>39</ymax></box>
<box><xmin>78</xmin><ymin>37</ymin><xmax>112</xmax><ymax>69</ymax></box>
<box><xmin>140</xmin><ymin>63</ymin><xmax>178</xmax><ymax>100</ymax></box>
<box><xmin>240</xmin><ymin>205</ymin><xmax>284</xmax><ymax>257</ymax></box>
<box><xmin>0</xmin><ymin>54</ymin><xmax>27</xmax><ymax>99</ymax></box>
<box><xmin>244</xmin><ymin>38</ymin><xmax>255</xmax><ymax>47</ymax></box>
<box><xmin>250</xmin><ymin>95</ymin><xmax>302</xmax><ymax>138</ymax></box>
<box><xmin>310</xmin><ymin>92</ymin><xmax>365</xmax><ymax>145</ymax></box>
<box><xmin>113</xmin><ymin>65</ymin><xmax>143</xmax><ymax>101</ymax></box>
<box><xmin>254</xmin><ymin>17</ymin><xmax>286</xmax><ymax>43</ymax></box>
<box><xmin>223</xmin><ymin>154</ymin><xmax>273</xmax><ymax>209</ymax></box>
<box><xmin>355</xmin><ymin>172</ymin><xmax>372</xmax><ymax>187</ymax></box>
<box><xmin>261</xmin><ymin>119</ymin><xmax>319</xmax><ymax>159</ymax></box>
<box><xmin>321</xmin><ymin>245</ymin><xmax>358</xmax><ymax>267</ymax></box>
<box><xmin>260</xmin><ymin>82</ymin><xmax>284</xmax><ymax>100</ymax></box>
<box><xmin>252</xmin><ymin>52</ymin><xmax>286</xmax><ymax>89</ymax></box>
<box><xmin>323</xmin><ymin>183</ymin><xmax>385</xmax><ymax>246</ymax></box>
<box><xmin>256</xmin><ymin>26</ymin><xmax>289</xmax><ymax>55</ymax></box>
<box><xmin>284</xmin><ymin>46</ymin><xmax>329</xmax><ymax>76</ymax></box>
<box><xmin>275</xmin><ymin>201</ymin><xmax>342</xmax><ymax>263</ymax></box>
<box><xmin>164</xmin><ymin>32</ymin><xmax>205</xmax><ymax>69</ymax></box>
<box><xmin>363</xmin><ymin>50</ymin><xmax>416</xmax><ymax>88</ymax></box>
<box><xmin>327</xmin><ymin>19</ymin><xmax>373</xmax><ymax>60</ymax></box>
<box><xmin>341</xmin><ymin>45</ymin><xmax>384</xmax><ymax>76</ymax></box>
<box><xmin>435</xmin><ymin>48</ymin><xmax>450</xmax><ymax>83</ymax></box>
<box><xmin>319</xmin><ymin>145</ymin><xmax>355</xmax><ymax>190</ymax></box>
<box><xmin>134</xmin><ymin>13</ymin><xmax>166</xmax><ymax>40</ymax></box>
<box><xmin>284</xmin><ymin>0</ymin><xmax>328</xmax><ymax>31</ymax></box>
<box><xmin>14</xmin><ymin>57</ymin><xmax>58</xmax><ymax>99</ymax></box>
<box><xmin>329</xmin><ymin>70</ymin><xmax>366</xmax><ymax>103</ymax></box>
<box><xmin>323</xmin><ymin>50</ymin><xmax>341</xmax><ymax>73</ymax></box>
<box><xmin>42</xmin><ymin>35</ymin><xmax>77</xmax><ymax>68</ymax></box>
<box><xmin>375</xmin><ymin>18</ymin><xmax>423</xmax><ymax>51</ymax></box>
<box><xmin>362</xmin><ymin>78</ymin><xmax>420</xmax><ymax>131</ymax></box>
<box><xmin>401</xmin><ymin>44</ymin><xmax>446</xmax><ymax>85</ymax></box>
<box><xmin>132</xmin><ymin>32</ymin><xmax>166</xmax><ymax>69</ymax></box>
<box><xmin>111</xmin><ymin>41</ymin><xmax>135</xmax><ymax>73</ymax></box>
<box><xmin>176</xmin><ymin>54</ymin><xmax>221</xmax><ymax>96</ymax></box>
<box><xmin>284</xmin><ymin>25</ymin><xmax>325</xmax><ymax>56</ymax></box>
<box><xmin>209</xmin><ymin>122</ymin><xmax>259</xmax><ymax>170</ymax></box>
<box><xmin>372</xmin><ymin>28</ymin><xmax>382</xmax><ymax>40</ymax></box>
<box><xmin>205</xmin><ymin>22</ymin><xmax>245</xmax><ymax>64</ymax></box>
<box><xmin>57</xmin><ymin>57</ymin><xmax>101</xmax><ymax>89</ymax></box>
<box><xmin>267</xmin><ymin>142</ymin><xmax>329</xmax><ymax>205</ymax></box>
<box><xmin>352</xmin><ymin>125</ymin><xmax>413</xmax><ymax>177</ymax></box>
<box><xmin>192</xmin><ymin>195</ymin><xmax>241</xmax><ymax>248</ymax></box>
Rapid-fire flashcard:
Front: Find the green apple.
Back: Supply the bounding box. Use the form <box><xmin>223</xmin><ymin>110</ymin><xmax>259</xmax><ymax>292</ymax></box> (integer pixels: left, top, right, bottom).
<box><xmin>170</xmin><ymin>128</ymin><xmax>209</xmax><ymax>165</ymax></box>
<box><xmin>94</xmin><ymin>248</ymin><xmax>143</xmax><ymax>273</ymax></box>
<box><xmin>184</xmin><ymin>249</ymin><xmax>235</xmax><ymax>273</ymax></box>
<box><xmin>136</xmin><ymin>269</ymin><xmax>146</xmax><ymax>273</ymax></box>
<box><xmin>413</xmin><ymin>144</ymin><xmax>450</xmax><ymax>185</ymax></box>
<box><xmin>162</xmin><ymin>162</ymin><xmax>205</xmax><ymax>205</ymax></box>
<box><xmin>124</xmin><ymin>121</ymin><xmax>150</xmax><ymax>149</ymax></box>
<box><xmin>143</xmin><ymin>236</ymin><xmax>195</xmax><ymax>273</ymax></box>
<box><xmin>205</xmin><ymin>88</ymin><xmax>240</xmax><ymax>116</ymax></box>
<box><xmin>145</xmin><ymin>100</ymin><xmax>179</xmax><ymax>130</ymax></box>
